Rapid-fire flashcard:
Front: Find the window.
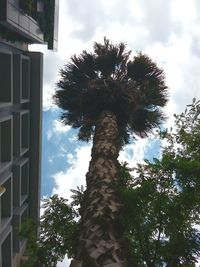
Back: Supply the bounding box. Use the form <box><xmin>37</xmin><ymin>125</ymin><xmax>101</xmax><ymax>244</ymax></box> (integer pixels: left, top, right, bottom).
<box><xmin>1</xmin><ymin>231</ymin><xmax>12</xmax><ymax>267</ymax></box>
<box><xmin>0</xmin><ymin>116</ymin><xmax>13</xmax><ymax>172</ymax></box>
<box><xmin>13</xmin><ymin>204</ymin><xmax>28</xmax><ymax>253</ymax></box>
<box><xmin>0</xmin><ymin>49</ymin><xmax>13</xmax><ymax>107</ymax></box>
<box><xmin>19</xmin><ymin>206</ymin><xmax>28</xmax><ymax>251</ymax></box>
<box><xmin>13</xmin><ymin>111</ymin><xmax>29</xmax><ymax>157</ymax></box>
<box><xmin>13</xmin><ymin>54</ymin><xmax>30</xmax><ymax>103</ymax></box>
<box><xmin>13</xmin><ymin>158</ymin><xmax>29</xmax><ymax>207</ymax></box>
<box><xmin>21</xmin><ymin>159</ymin><xmax>29</xmax><ymax>203</ymax></box>
<box><xmin>22</xmin><ymin>56</ymin><xmax>30</xmax><ymax>101</ymax></box>
<box><xmin>21</xmin><ymin>112</ymin><xmax>29</xmax><ymax>152</ymax></box>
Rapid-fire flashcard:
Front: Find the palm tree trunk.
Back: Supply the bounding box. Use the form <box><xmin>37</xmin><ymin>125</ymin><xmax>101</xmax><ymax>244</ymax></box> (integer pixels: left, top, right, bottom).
<box><xmin>70</xmin><ymin>110</ymin><xmax>126</xmax><ymax>267</ymax></box>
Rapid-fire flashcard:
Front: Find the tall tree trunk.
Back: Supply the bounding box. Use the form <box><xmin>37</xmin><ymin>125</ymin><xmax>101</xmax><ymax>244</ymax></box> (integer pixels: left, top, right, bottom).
<box><xmin>70</xmin><ymin>110</ymin><xmax>126</xmax><ymax>267</ymax></box>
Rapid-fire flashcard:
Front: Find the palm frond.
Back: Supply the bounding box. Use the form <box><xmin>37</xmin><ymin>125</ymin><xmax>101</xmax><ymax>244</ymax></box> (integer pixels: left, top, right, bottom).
<box><xmin>78</xmin><ymin>119</ymin><xmax>94</xmax><ymax>142</ymax></box>
<box><xmin>127</xmin><ymin>53</ymin><xmax>168</xmax><ymax>108</ymax></box>
<box><xmin>54</xmin><ymin>38</ymin><xmax>168</xmax><ymax>144</ymax></box>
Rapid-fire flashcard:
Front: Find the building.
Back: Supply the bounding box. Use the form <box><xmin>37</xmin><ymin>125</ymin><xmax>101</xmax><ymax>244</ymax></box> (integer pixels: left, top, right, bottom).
<box><xmin>0</xmin><ymin>1</ymin><xmax>59</xmax><ymax>266</ymax></box>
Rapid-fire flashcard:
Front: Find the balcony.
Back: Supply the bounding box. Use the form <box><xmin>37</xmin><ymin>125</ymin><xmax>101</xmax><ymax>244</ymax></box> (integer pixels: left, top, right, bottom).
<box><xmin>0</xmin><ymin>0</ymin><xmax>59</xmax><ymax>50</ymax></box>
<box><xmin>0</xmin><ymin>0</ymin><xmax>43</xmax><ymax>43</ymax></box>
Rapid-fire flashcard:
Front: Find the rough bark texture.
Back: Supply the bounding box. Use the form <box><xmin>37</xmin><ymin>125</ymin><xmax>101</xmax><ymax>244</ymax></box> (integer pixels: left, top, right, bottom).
<box><xmin>70</xmin><ymin>111</ymin><xmax>126</xmax><ymax>267</ymax></box>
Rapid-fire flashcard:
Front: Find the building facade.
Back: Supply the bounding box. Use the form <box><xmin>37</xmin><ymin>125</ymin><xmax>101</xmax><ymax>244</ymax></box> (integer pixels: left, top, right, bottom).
<box><xmin>0</xmin><ymin>1</ymin><xmax>59</xmax><ymax>266</ymax></box>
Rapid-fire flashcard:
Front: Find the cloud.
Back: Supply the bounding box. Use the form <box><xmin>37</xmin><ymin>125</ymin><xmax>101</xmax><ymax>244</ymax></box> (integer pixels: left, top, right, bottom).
<box><xmin>171</xmin><ymin>0</ymin><xmax>196</xmax><ymax>29</ymax></box>
<box><xmin>65</xmin><ymin>0</ymin><xmax>113</xmax><ymax>41</ymax></box>
<box><xmin>139</xmin><ymin>0</ymin><xmax>172</xmax><ymax>44</ymax></box>
<box><xmin>59</xmin><ymin>0</ymin><xmax>200</xmax><ymax>120</ymax></box>
<box><xmin>119</xmin><ymin>138</ymin><xmax>149</xmax><ymax>166</ymax></box>
<box><xmin>68</xmin><ymin>135</ymin><xmax>77</xmax><ymax>143</ymax></box>
<box><xmin>51</xmin><ymin>135</ymin><xmax>153</xmax><ymax>200</ymax></box>
<box><xmin>62</xmin><ymin>0</ymin><xmax>147</xmax><ymax>45</ymax></box>
<box><xmin>64</xmin><ymin>0</ymin><xmax>170</xmax><ymax>45</ymax></box>
<box><xmin>29</xmin><ymin>0</ymin><xmax>200</xmax><ymax>115</ymax></box>
<box><xmin>52</xmin><ymin>145</ymin><xmax>91</xmax><ymax>199</ymax></box>
<box><xmin>47</xmin><ymin>119</ymin><xmax>71</xmax><ymax>140</ymax></box>
<box><xmin>53</xmin><ymin>119</ymin><xmax>71</xmax><ymax>133</ymax></box>
<box><xmin>61</xmin><ymin>0</ymin><xmax>182</xmax><ymax>48</ymax></box>
<box><xmin>66</xmin><ymin>153</ymin><xmax>74</xmax><ymax>164</ymax></box>
<box><xmin>42</xmin><ymin>85</ymin><xmax>56</xmax><ymax>111</ymax></box>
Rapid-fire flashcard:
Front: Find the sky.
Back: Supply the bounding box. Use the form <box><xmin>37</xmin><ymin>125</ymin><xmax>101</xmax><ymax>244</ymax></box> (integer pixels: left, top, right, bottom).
<box><xmin>29</xmin><ymin>0</ymin><xmax>200</xmax><ymax>266</ymax></box>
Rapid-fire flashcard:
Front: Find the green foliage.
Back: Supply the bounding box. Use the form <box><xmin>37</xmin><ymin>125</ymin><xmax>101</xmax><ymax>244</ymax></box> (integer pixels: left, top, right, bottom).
<box><xmin>21</xmin><ymin>195</ymin><xmax>79</xmax><ymax>267</ymax></box>
<box><xmin>54</xmin><ymin>38</ymin><xmax>168</xmax><ymax>145</ymax></box>
<box><xmin>118</xmin><ymin>162</ymin><xmax>133</xmax><ymax>188</ymax></box>
<box><xmin>20</xmin><ymin>219</ymin><xmax>39</xmax><ymax>267</ymax></box>
<box><xmin>39</xmin><ymin>195</ymin><xmax>78</xmax><ymax>262</ymax></box>
<box><xmin>70</xmin><ymin>185</ymin><xmax>85</xmax><ymax>208</ymax></box>
<box><xmin>119</xmin><ymin>99</ymin><xmax>200</xmax><ymax>266</ymax></box>
<box><xmin>39</xmin><ymin>0</ymin><xmax>55</xmax><ymax>46</ymax></box>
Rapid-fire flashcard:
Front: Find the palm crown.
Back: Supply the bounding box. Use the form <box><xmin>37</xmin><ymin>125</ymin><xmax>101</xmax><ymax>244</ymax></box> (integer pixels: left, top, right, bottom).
<box><xmin>54</xmin><ymin>38</ymin><xmax>168</xmax><ymax>145</ymax></box>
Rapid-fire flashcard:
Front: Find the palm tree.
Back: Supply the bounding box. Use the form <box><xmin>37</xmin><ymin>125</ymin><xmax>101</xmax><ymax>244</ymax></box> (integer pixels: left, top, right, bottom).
<box><xmin>54</xmin><ymin>38</ymin><xmax>168</xmax><ymax>267</ymax></box>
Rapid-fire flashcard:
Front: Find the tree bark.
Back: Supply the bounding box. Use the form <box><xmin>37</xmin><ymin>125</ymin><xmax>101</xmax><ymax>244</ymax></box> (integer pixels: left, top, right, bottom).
<box><xmin>70</xmin><ymin>110</ymin><xmax>126</xmax><ymax>267</ymax></box>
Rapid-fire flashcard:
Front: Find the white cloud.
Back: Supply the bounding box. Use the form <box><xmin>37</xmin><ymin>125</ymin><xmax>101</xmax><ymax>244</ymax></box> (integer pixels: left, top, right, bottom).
<box><xmin>119</xmin><ymin>138</ymin><xmax>149</xmax><ymax>167</ymax></box>
<box><xmin>66</xmin><ymin>153</ymin><xmax>74</xmax><ymax>164</ymax></box>
<box><xmin>51</xmin><ymin>137</ymin><xmax>151</xmax><ymax>200</ymax></box>
<box><xmin>42</xmin><ymin>85</ymin><xmax>56</xmax><ymax>111</ymax></box>
<box><xmin>52</xmin><ymin>145</ymin><xmax>91</xmax><ymax>199</ymax></box>
<box><xmin>47</xmin><ymin>119</ymin><xmax>71</xmax><ymax>140</ymax></box>
<box><xmin>171</xmin><ymin>0</ymin><xmax>196</xmax><ymax>28</ymax></box>
<box><xmin>53</xmin><ymin>120</ymin><xmax>71</xmax><ymax>133</ymax></box>
<box><xmin>29</xmin><ymin>0</ymin><xmax>200</xmax><ymax>116</ymax></box>
<box><xmin>68</xmin><ymin>135</ymin><xmax>77</xmax><ymax>143</ymax></box>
